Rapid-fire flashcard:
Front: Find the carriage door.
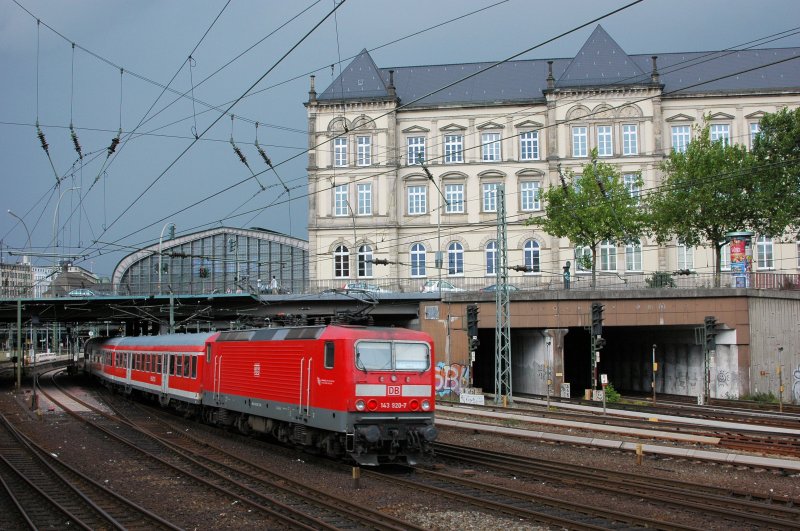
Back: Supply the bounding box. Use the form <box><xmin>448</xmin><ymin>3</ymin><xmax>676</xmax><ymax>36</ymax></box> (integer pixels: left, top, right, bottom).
<box><xmin>161</xmin><ymin>353</ymin><xmax>170</xmax><ymax>395</ymax></box>
<box><xmin>299</xmin><ymin>356</ymin><xmax>312</xmax><ymax>418</ymax></box>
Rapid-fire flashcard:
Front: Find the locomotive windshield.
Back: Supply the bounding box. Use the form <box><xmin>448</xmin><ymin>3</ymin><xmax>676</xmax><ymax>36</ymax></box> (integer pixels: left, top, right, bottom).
<box><xmin>355</xmin><ymin>341</ymin><xmax>429</xmax><ymax>371</ymax></box>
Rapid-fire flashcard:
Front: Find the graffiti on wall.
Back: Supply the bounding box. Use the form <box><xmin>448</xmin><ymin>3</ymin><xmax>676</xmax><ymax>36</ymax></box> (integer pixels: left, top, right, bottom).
<box><xmin>793</xmin><ymin>364</ymin><xmax>800</xmax><ymax>404</ymax></box>
<box><xmin>435</xmin><ymin>362</ymin><xmax>470</xmax><ymax>397</ymax></box>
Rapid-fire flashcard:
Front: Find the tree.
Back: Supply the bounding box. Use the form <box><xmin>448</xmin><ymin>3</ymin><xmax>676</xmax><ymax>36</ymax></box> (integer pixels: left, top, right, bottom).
<box><xmin>648</xmin><ymin>121</ymin><xmax>755</xmax><ymax>286</ymax></box>
<box><xmin>751</xmin><ymin>107</ymin><xmax>800</xmax><ymax>238</ymax></box>
<box><xmin>528</xmin><ymin>152</ymin><xmax>645</xmax><ymax>288</ymax></box>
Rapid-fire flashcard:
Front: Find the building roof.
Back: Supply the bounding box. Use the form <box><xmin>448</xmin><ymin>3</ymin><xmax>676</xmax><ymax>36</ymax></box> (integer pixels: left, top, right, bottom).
<box><xmin>316</xmin><ymin>25</ymin><xmax>800</xmax><ymax>107</ymax></box>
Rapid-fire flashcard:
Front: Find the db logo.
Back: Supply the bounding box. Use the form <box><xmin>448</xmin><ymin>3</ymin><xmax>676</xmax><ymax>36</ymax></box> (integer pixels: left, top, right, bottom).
<box><xmin>388</xmin><ymin>385</ymin><xmax>401</xmax><ymax>396</ymax></box>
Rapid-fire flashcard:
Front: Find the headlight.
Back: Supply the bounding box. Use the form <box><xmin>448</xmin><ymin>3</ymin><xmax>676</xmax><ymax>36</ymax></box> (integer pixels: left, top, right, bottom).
<box><xmin>409</xmin><ymin>399</ymin><xmax>419</xmax><ymax>410</ymax></box>
<box><xmin>355</xmin><ymin>399</ymin><xmax>366</xmax><ymax>411</ymax></box>
<box><xmin>421</xmin><ymin>399</ymin><xmax>431</xmax><ymax>411</ymax></box>
<box><xmin>367</xmin><ymin>399</ymin><xmax>378</xmax><ymax>411</ymax></box>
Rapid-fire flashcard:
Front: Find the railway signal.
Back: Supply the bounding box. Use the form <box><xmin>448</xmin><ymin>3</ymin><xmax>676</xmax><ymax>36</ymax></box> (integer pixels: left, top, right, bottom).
<box><xmin>591</xmin><ymin>302</ymin><xmax>604</xmax><ymax>336</ymax></box>
<box><xmin>704</xmin><ymin>316</ymin><xmax>717</xmax><ymax>351</ymax></box>
<box><xmin>466</xmin><ymin>304</ymin><xmax>479</xmax><ymax>352</ymax></box>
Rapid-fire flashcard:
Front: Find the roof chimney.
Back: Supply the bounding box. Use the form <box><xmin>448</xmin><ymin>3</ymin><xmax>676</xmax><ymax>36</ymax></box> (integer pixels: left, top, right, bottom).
<box><xmin>308</xmin><ymin>75</ymin><xmax>317</xmax><ymax>103</ymax></box>
<box><xmin>650</xmin><ymin>56</ymin><xmax>660</xmax><ymax>84</ymax></box>
<box><xmin>387</xmin><ymin>69</ymin><xmax>396</xmax><ymax>98</ymax></box>
<box><xmin>546</xmin><ymin>61</ymin><xmax>555</xmax><ymax>90</ymax></box>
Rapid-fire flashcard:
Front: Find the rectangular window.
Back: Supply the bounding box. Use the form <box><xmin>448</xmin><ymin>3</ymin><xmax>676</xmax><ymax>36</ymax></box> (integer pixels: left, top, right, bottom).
<box><xmin>600</xmin><ymin>240</ymin><xmax>617</xmax><ymax>271</ymax></box>
<box><xmin>444</xmin><ymin>183</ymin><xmax>464</xmax><ymax>213</ymax></box>
<box><xmin>444</xmin><ymin>134</ymin><xmax>463</xmax><ymax>163</ymax></box>
<box><xmin>334</xmin><ymin>184</ymin><xmax>348</xmax><ymax>217</ymax></box>
<box><xmin>481</xmin><ymin>132</ymin><xmax>501</xmax><ymax>161</ymax></box>
<box><xmin>407</xmin><ymin>185</ymin><xmax>426</xmax><ymax>215</ymax></box>
<box><xmin>324</xmin><ymin>341</ymin><xmax>335</xmax><ymax>369</ymax></box>
<box><xmin>710</xmin><ymin>124</ymin><xmax>730</xmax><ymax>146</ymax></box>
<box><xmin>623</xmin><ymin>173</ymin><xmax>641</xmax><ymax>205</ymax></box>
<box><xmin>749</xmin><ymin>122</ymin><xmax>761</xmax><ymax>149</ymax></box>
<box><xmin>622</xmin><ymin>124</ymin><xmax>638</xmax><ymax>156</ymax></box>
<box><xmin>357</xmin><ymin>183</ymin><xmax>372</xmax><ymax>216</ymax></box>
<box><xmin>572</xmin><ymin>126</ymin><xmax>588</xmax><ymax>157</ymax></box>
<box><xmin>334</xmin><ymin>137</ymin><xmax>347</xmax><ymax>167</ymax></box>
<box><xmin>482</xmin><ymin>183</ymin><xmax>498</xmax><ymax>212</ymax></box>
<box><xmin>407</xmin><ymin>136</ymin><xmax>425</xmax><ymax>165</ymax></box>
<box><xmin>678</xmin><ymin>243</ymin><xmax>694</xmax><ymax>271</ymax></box>
<box><xmin>626</xmin><ymin>242</ymin><xmax>642</xmax><ymax>271</ymax></box>
<box><xmin>356</xmin><ymin>136</ymin><xmax>371</xmax><ymax>166</ymax></box>
<box><xmin>671</xmin><ymin>125</ymin><xmax>691</xmax><ymax>153</ymax></box>
<box><xmin>520</xmin><ymin>181</ymin><xmax>540</xmax><ymax>211</ymax></box>
<box><xmin>720</xmin><ymin>243</ymin><xmax>730</xmax><ymax>271</ymax></box>
<box><xmin>756</xmin><ymin>237</ymin><xmax>774</xmax><ymax>269</ymax></box>
<box><xmin>519</xmin><ymin>131</ymin><xmax>539</xmax><ymax>160</ymax></box>
<box><xmin>597</xmin><ymin>125</ymin><xmax>613</xmax><ymax>157</ymax></box>
<box><xmin>191</xmin><ymin>356</ymin><xmax>197</xmax><ymax>378</ymax></box>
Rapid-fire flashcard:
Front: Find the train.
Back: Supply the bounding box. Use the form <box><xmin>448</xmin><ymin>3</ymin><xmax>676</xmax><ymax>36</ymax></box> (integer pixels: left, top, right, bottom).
<box><xmin>85</xmin><ymin>324</ymin><xmax>438</xmax><ymax>465</ymax></box>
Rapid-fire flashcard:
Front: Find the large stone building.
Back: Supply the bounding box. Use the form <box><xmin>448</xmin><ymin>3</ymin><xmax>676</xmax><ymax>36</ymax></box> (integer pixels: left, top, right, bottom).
<box><xmin>304</xmin><ymin>26</ymin><xmax>800</xmax><ymax>291</ymax></box>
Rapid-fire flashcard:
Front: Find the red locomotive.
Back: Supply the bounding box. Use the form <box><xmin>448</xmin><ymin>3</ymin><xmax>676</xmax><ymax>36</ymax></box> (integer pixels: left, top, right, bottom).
<box><xmin>85</xmin><ymin>325</ymin><xmax>438</xmax><ymax>465</ymax></box>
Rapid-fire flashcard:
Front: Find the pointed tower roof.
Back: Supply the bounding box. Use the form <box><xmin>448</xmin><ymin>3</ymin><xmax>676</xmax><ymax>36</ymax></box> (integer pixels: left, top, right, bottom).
<box><xmin>317</xmin><ymin>49</ymin><xmax>391</xmax><ymax>101</ymax></box>
<box><xmin>556</xmin><ymin>25</ymin><xmax>648</xmax><ymax>88</ymax></box>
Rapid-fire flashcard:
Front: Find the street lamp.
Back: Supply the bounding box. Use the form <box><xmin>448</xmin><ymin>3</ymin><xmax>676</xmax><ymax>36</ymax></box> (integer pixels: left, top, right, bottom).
<box><xmin>8</xmin><ymin>210</ymin><xmax>32</xmax><ymax>265</ymax></box>
<box><xmin>52</xmin><ymin>186</ymin><xmax>80</xmax><ymax>281</ymax></box>
<box><xmin>159</xmin><ymin>222</ymin><xmax>176</xmax><ymax>294</ymax></box>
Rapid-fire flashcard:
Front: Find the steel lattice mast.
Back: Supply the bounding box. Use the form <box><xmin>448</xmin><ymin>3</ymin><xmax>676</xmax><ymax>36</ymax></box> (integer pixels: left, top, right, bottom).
<box><xmin>494</xmin><ymin>184</ymin><xmax>512</xmax><ymax>404</ymax></box>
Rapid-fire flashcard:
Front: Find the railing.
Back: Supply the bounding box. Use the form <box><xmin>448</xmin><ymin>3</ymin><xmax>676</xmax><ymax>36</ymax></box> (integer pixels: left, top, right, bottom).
<box><xmin>2</xmin><ymin>272</ymin><xmax>799</xmax><ymax>299</ymax></box>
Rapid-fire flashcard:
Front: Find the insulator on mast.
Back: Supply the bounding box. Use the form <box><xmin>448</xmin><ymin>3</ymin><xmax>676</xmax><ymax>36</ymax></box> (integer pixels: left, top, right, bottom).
<box><xmin>230</xmin><ymin>138</ymin><xmax>250</xmax><ymax>168</ymax></box>
<box><xmin>255</xmin><ymin>140</ymin><xmax>272</xmax><ymax>167</ymax></box>
<box><xmin>70</xmin><ymin>123</ymin><xmax>83</xmax><ymax>159</ymax></box>
<box><xmin>107</xmin><ymin>129</ymin><xmax>121</xmax><ymax>157</ymax></box>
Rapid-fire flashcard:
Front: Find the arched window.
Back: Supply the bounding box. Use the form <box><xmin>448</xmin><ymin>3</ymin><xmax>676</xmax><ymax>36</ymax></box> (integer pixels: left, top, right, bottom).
<box><xmin>485</xmin><ymin>241</ymin><xmax>497</xmax><ymax>275</ymax></box>
<box><xmin>523</xmin><ymin>240</ymin><xmax>540</xmax><ymax>273</ymax></box>
<box><xmin>448</xmin><ymin>242</ymin><xmax>464</xmax><ymax>275</ymax></box>
<box><xmin>410</xmin><ymin>243</ymin><xmax>426</xmax><ymax>277</ymax></box>
<box><xmin>334</xmin><ymin>245</ymin><xmax>349</xmax><ymax>278</ymax></box>
<box><xmin>358</xmin><ymin>245</ymin><xmax>373</xmax><ymax>277</ymax></box>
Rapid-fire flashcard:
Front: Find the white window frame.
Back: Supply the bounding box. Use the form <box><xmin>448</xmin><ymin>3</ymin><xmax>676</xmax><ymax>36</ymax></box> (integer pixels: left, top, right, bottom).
<box><xmin>677</xmin><ymin>243</ymin><xmax>694</xmax><ymax>271</ymax></box>
<box><xmin>709</xmin><ymin>123</ymin><xmax>730</xmax><ymax>146</ymax></box>
<box><xmin>575</xmin><ymin>246</ymin><xmax>592</xmax><ymax>272</ymax></box>
<box><xmin>485</xmin><ymin>241</ymin><xmax>497</xmax><ymax>275</ymax></box>
<box><xmin>523</xmin><ymin>239</ymin><xmax>540</xmax><ymax>273</ymax></box>
<box><xmin>520</xmin><ymin>181</ymin><xmax>541</xmax><ymax>212</ymax></box>
<box><xmin>334</xmin><ymin>137</ymin><xmax>347</xmax><ymax>167</ymax></box>
<box><xmin>749</xmin><ymin>122</ymin><xmax>761</xmax><ymax>150</ymax></box>
<box><xmin>623</xmin><ymin>173</ymin><xmax>641</xmax><ymax>205</ymax></box>
<box><xmin>357</xmin><ymin>244</ymin><xmax>373</xmax><ymax>278</ymax></box>
<box><xmin>334</xmin><ymin>245</ymin><xmax>349</xmax><ymax>278</ymax></box>
<box><xmin>447</xmin><ymin>241</ymin><xmax>464</xmax><ymax>275</ymax></box>
<box><xmin>597</xmin><ymin>125</ymin><xmax>613</xmax><ymax>157</ymax></box>
<box><xmin>481</xmin><ymin>132</ymin><xmax>501</xmax><ymax>162</ymax></box>
<box><xmin>334</xmin><ymin>184</ymin><xmax>348</xmax><ymax>217</ymax></box>
<box><xmin>572</xmin><ymin>126</ymin><xmax>588</xmax><ymax>158</ymax></box>
<box><xmin>622</xmin><ymin>124</ymin><xmax>638</xmax><ymax>156</ymax></box>
<box><xmin>357</xmin><ymin>183</ymin><xmax>372</xmax><ymax>216</ymax></box>
<box><xmin>410</xmin><ymin>243</ymin><xmax>426</xmax><ymax>277</ymax></box>
<box><xmin>407</xmin><ymin>136</ymin><xmax>425</xmax><ymax>165</ymax></box>
<box><xmin>600</xmin><ymin>240</ymin><xmax>617</xmax><ymax>271</ymax></box>
<box><xmin>482</xmin><ymin>182</ymin><xmax>498</xmax><ymax>213</ymax></box>
<box><xmin>356</xmin><ymin>136</ymin><xmax>371</xmax><ymax>166</ymax></box>
<box><xmin>444</xmin><ymin>134</ymin><xmax>464</xmax><ymax>163</ymax></box>
<box><xmin>671</xmin><ymin>125</ymin><xmax>691</xmax><ymax>153</ymax></box>
<box><xmin>519</xmin><ymin>131</ymin><xmax>539</xmax><ymax>161</ymax></box>
<box><xmin>444</xmin><ymin>183</ymin><xmax>464</xmax><ymax>214</ymax></box>
<box><xmin>720</xmin><ymin>243</ymin><xmax>730</xmax><ymax>271</ymax></box>
<box><xmin>407</xmin><ymin>185</ymin><xmax>427</xmax><ymax>215</ymax></box>
<box><xmin>756</xmin><ymin>236</ymin><xmax>774</xmax><ymax>270</ymax></box>
<box><xmin>625</xmin><ymin>241</ymin><xmax>642</xmax><ymax>272</ymax></box>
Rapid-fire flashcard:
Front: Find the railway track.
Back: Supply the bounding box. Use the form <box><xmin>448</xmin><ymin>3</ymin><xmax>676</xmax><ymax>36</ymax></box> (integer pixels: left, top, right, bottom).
<box><xmin>433</xmin><ymin>442</ymin><xmax>800</xmax><ymax>529</ymax></box>
<box><xmin>0</xmin><ymin>412</ymin><xmax>180</xmax><ymax>530</ymax></box>
<box><xmin>41</xmin><ymin>371</ymin><xmax>422</xmax><ymax>531</ymax></box>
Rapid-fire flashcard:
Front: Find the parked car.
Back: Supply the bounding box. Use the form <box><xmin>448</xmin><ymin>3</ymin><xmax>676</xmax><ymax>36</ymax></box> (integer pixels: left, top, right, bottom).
<box><xmin>342</xmin><ymin>281</ymin><xmax>389</xmax><ymax>293</ymax></box>
<box><xmin>421</xmin><ymin>280</ymin><xmax>465</xmax><ymax>293</ymax></box>
<box><xmin>68</xmin><ymin>288</ymin><xmax>96</xmax><ymax>297</ymax></box>
<box><xmin>481</xmin><ymin>284</ymin><xmax>521</xmax><ymax>292</ymax></box>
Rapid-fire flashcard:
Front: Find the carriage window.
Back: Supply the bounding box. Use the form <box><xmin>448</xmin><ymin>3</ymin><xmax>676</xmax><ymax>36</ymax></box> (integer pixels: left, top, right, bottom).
<box><xmin>206</xmin><ymin>344</ymin><xmax>211</xmax><ymax>363</ymax></box>
<box><xmin>156</xmin><ymin>354</ymin><xmax>163</xmax><ymax>374</ymax></box>
<box><xmin>183</xmin><ymin>355</ymin><xmax>191</xmax><ymax>377</ymax></box>
<box><xmin>191</xmin><ymin>356</ymin><xmax>197</xmax><ymax>378</ymax></box>
<box><xmin>395</xmin><ymin>343</ymin><xmax>430</xmax><ymax>370</ymax></box>
<box><xmin>355</xmin><ymin>341</ymin><xmax>392</xmax><ymax>370</ymax></box>
<box><xmin>169</xmin><ymin>355</ymin><xmax>176</xmax><ymax>376</ymax></box>
<box><xmin>176</xmin><ymin>355</ymin><xmax>183</xmax><ymax>377</ymax></box>
<box><xmin>324</xmin><ymin>341</ymin><xmax>335</xmax><ymax>369</ymax></box>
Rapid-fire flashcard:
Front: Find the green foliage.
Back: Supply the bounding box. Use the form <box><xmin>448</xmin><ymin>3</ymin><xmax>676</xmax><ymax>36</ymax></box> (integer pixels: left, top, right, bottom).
<box><xmin>604</xmin><ymin>382</ymin><xmax>621</xmax><ymax>402</ymax></box>
<box><xmin>528</xmin><ymin>151</ymin><xmax>645</xmax><ymax>287</ymax></box>
<box><xmin>740</xmin><ymin>391</ymin><xmax>778</xmax><ymax>403</ymax></box>
<box><xmin>648</xmin><ymin>119</ymin><xmax>756</xmax><ymax>286</ymax></box>
<box><xmin>645</xmin><ymin>271</ymin><xmax>676</xmax><ymax>288</ymax></box>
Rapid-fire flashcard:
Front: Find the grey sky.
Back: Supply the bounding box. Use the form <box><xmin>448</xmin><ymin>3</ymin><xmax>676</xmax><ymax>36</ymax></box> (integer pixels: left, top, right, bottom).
<box><xmin>2</xmin><ymin>0</ymin><xmax>799</xmax><ymax>277</ymax></box>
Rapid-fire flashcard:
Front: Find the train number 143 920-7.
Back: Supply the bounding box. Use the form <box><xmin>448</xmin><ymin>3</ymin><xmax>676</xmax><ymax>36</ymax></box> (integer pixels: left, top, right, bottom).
<box><xmin>380</xmin><ymin>402</ymin><xmax>407</xmax><ymax>409</ymax></box>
